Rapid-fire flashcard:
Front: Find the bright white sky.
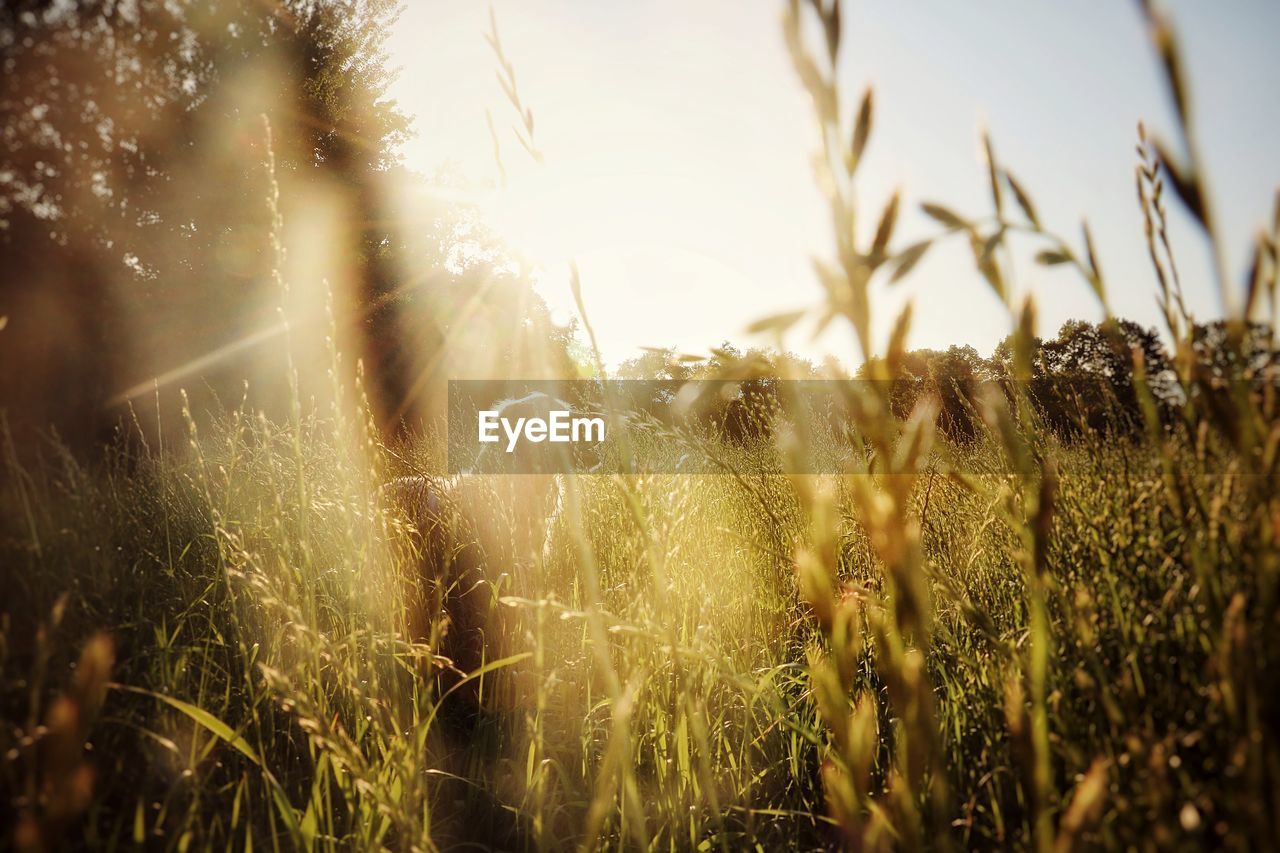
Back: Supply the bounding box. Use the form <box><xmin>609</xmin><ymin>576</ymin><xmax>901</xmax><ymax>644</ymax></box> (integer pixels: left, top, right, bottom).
<box><xmin>386</xmin><ymin>1</ymin><xmax>1280</xmax><ymax>369</ymax></box>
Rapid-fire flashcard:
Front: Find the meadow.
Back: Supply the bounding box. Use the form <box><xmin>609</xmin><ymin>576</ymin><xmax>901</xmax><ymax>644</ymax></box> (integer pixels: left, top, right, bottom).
<box><xmin>3</xmin><ymin>1</ymin><xmax>1280</xmax><ymax>850</ymax></box>
<box><xmin>3</xmin><ymin>373</ymin><xmax>1276</xmax><ymax>849</ymax></box>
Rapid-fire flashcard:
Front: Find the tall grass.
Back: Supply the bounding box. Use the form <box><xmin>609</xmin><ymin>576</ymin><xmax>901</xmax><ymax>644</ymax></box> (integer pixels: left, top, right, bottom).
<box><xmin>4</xmin><ymin>1</ymin><xmax>1280</xmax><ymax>850</ymax></box>
<box><xmin>7</xmin><ymin>395</ymin><xmax>1275</xmax><ymax>848</ymax></box>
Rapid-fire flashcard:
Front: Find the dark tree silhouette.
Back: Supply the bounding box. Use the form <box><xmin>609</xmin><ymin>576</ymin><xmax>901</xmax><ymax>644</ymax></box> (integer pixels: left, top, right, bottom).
<box><xmin>0</xmin><ymin>0</ymin><xmax>418</xmax><ymax>453</ymax></box>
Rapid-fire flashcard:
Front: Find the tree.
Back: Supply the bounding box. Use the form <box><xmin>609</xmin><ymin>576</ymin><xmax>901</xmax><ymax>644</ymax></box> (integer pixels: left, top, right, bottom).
<box><xmin>0</xmin><ymin>0</ymin><xmax>426</xmax><ymax>453</ymax></box>
<box><xmin>858</xmin><ymin>345</ymin><xmax>995</xmax><ymax>443</ymax></box>
<box><xmin>1</xmin><ymin>1</ymin><xmax>204</xmax><ymax>451</ymax></box>
<box><xmin>1022</xmin><ymin>319</ymin><xmax>1172</xmax><ymax>438</ymax></box>
<box><xmin>1189</xmin><ymin>320</ymin><xmax>1278</xmax><ymax>384</ymax></box>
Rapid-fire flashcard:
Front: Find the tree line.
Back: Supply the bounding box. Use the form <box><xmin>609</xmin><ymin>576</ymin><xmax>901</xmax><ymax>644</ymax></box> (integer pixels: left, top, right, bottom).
<box><xmin>615</xmin><ymin>318</ymin><xmax>1279</xmax><ymax>446</ymax></box>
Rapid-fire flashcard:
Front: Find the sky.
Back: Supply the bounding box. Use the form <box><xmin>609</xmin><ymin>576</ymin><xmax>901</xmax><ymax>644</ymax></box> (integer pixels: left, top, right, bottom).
<box><xmin>385</xmin><ymin>1</ymin><xmax>1280</xmax><ymax>369</ymax></box>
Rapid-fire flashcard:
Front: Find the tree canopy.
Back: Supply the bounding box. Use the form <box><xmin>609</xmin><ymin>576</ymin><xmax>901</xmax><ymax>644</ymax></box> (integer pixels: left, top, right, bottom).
<box><xmin>0</xmin><ymin>0</ymin><xmax>579</xmax><ymax>454</ymax></box>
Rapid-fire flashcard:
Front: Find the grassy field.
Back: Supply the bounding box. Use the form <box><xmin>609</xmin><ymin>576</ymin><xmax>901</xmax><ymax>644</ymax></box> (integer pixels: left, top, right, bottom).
<box><xmin>2</xmin><ymin>394</ymin><xmax>1276</xmax><ymax>849</ymax></box>
<box><xmin>4</xmin><ymin>1</ymin><xmax>1280</xmax><ymax>850</ymax></box>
